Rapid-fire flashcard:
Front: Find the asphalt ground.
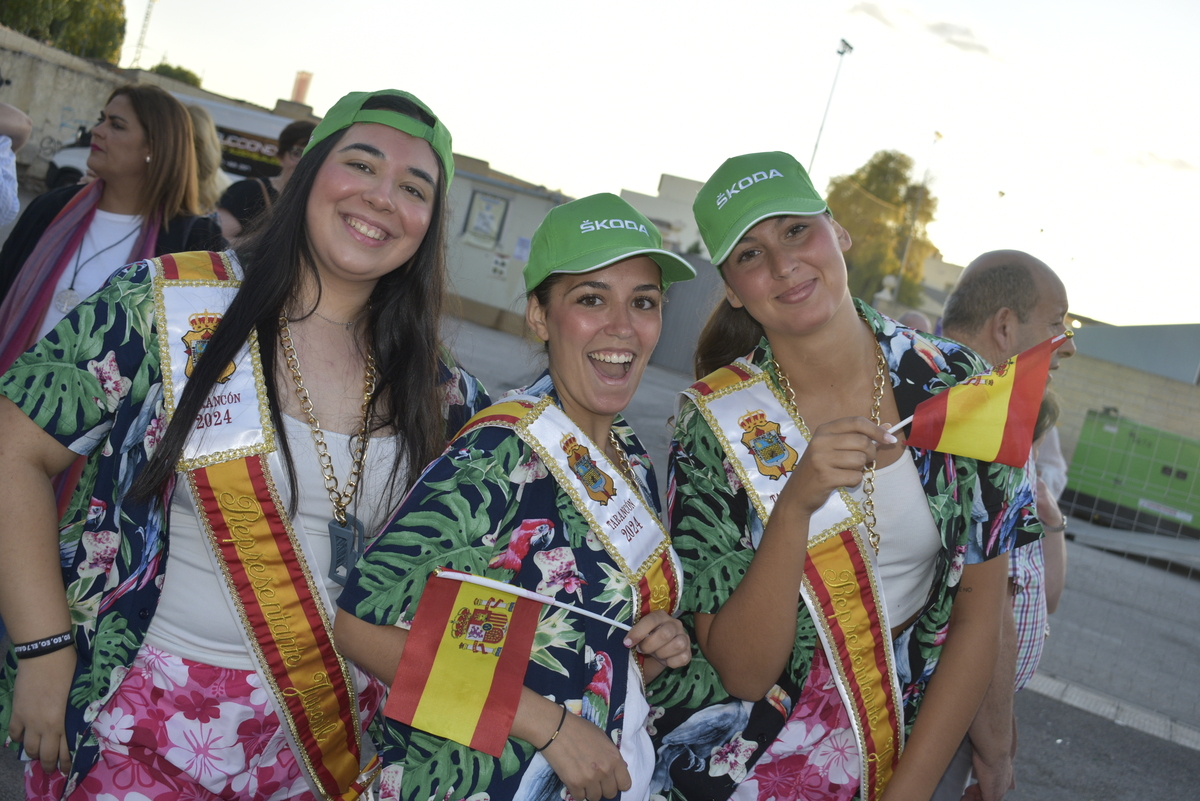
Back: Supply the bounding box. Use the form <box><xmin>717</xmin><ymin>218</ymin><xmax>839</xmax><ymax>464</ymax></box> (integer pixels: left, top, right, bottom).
<box><xmin>1</xmin><ymin>286</ymin><xmax>1197</xmax><ymax>797</ymax></box>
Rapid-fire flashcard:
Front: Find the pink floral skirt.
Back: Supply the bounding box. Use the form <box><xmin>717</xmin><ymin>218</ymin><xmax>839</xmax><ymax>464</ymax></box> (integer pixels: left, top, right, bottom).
<box><xmin>731</xmin><ymin>647</ymin><xmax>860</xmax><ymax>801</ymax></box>
<box><xmin>26</xmin><ymin>643</ymin><xmax>382</xmax><ymax>801</ymax></box>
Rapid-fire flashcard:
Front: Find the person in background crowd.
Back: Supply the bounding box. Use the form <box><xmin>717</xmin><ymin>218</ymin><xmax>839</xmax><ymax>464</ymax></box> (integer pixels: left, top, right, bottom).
<box><xmin>0</xmin><ymin>88</ymin><xmax>487</xmax><ymax>801</ymax></box>
<box><xmin>0</xmin><ymin>103</ymin><xmax>33</xmax><ymax>228</ymax></box>
<box><xmin>897</xmin><ymin>309</ymin><xmax>933</xmax><ymax>333</ymax></box>
<box><xmin>186</xmin><ymin>104</ymin><xmax>231</xmax><ymax>215</ymax></box>
<box><xmin>217</xmin><ymin>118</ymin><xmax>315</xmax><ymax>242</ymax></box>
<box><xmin>336</xmin><ymin>193</ymin><xmax>695</xmax><ymax>801</ymax></box>
<box><xmin>0</xmin><ymin>83</ymin><xmax>225</xmax><ymax>369</ymax></box>
<box><xmin>648</xmin><ymin>152</ymin><xmax>1039</xmax><ymax>801</ymax></box>
<box><xmin>934</xmin><ymin>249</ymin><xmax>1076</xmax><ymax>801</ymax></box>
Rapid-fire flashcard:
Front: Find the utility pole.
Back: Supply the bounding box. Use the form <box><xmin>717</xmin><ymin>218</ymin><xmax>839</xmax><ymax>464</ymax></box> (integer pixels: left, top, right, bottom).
<box><xmin>132</xmin><ymin>0</ymin><xmax>158</xmax><ymax>68</ymax></box>
<box><xmin>809</xmin><ymin>39</ymin><xmax>853</xmax><ymax>173</ymax></box>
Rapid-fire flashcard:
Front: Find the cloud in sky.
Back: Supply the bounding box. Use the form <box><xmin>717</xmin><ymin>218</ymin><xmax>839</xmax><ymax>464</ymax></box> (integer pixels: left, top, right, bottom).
<box><xmin>1136</xmin><ymin>153</ymin><xmax>1199</xmax><ymax>172</ymax></box>
<box><xmin>850</xmin><ymin>3</ymin><xmax>896</xmax><ymax>28</ymax></box>
<box><xmin>925</xmin><ymin>22</ymin><xmax>991</xmax><ymax>54</ymax></box>
<box><xmin>851</xmin><ymin>4</ymin><xmax>992</xmax><ymax>55</ymax></box>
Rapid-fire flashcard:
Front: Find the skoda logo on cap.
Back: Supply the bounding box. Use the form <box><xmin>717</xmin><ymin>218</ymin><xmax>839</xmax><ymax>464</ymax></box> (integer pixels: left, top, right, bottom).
<box><xmin>715</xmin><ymin>168</ymin><xmax>785</xmax><ymax>209</ymax></box>
<box><xmin>580</xmin><ymin>219</ymin><xmax>651</xmax><ymax>235</ymax></box>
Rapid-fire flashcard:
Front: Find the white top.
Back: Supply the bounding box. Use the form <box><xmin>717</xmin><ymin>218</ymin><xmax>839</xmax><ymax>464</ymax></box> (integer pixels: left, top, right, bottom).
<box><xmin>38</xmin><ymin>209</ymin><xmax>143</xmax><ymax>338</ymax></box>
<box><xmin>847</xmin><ymin>453</ymin><xmax>942</xmax><ymax>626</ymax></box>
<box><xmin>0</xmin><ymin>135</ymin><xmax>18</xmax><ymax>228</ymax></box>
<box><xmin>144</xmin><ymin>414</ymin><xmax>402</xmax><ymax>669</ymax></box>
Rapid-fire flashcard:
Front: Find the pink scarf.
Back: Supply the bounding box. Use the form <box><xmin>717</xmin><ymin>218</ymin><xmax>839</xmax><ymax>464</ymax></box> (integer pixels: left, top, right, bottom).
<box><xmin>0</xmin><ymin>180</ymin><xmax>161</xmax><ymax>372</ymax></box>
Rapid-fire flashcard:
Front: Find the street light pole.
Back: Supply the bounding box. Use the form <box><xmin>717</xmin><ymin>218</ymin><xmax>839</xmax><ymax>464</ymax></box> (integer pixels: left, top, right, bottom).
<box><xmin>809</xmin><ymin>39</ymin><xmax>853</xmax><ymax>173</ymax></box>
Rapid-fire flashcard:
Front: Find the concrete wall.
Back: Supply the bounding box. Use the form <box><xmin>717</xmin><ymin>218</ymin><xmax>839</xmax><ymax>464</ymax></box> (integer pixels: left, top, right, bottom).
<box><xmin>444</xmin><ymin>162</ymin><xmax>567</xmax><ymax>336</ymax></box>
<box><xmin>0</xmin><ymin>26</ymin><xmax>122</xmax><ymax>180</ymax></box>
<box><xmin>1050</xmin><ymin>352</ymin><xmax>1200</xmax><ymax>463</ymax></box>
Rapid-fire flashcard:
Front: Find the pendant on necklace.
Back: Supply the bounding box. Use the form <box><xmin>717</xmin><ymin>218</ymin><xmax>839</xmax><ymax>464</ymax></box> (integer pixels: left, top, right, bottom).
<box><xmin>328</xmin><ymin>514</ymin><xmax>366</xmax><ymax>586</ymax></box>
<box><xmin>54</xmin><ymin>288</ymin><xmax>82</xmax><ymax>314</ymax></box>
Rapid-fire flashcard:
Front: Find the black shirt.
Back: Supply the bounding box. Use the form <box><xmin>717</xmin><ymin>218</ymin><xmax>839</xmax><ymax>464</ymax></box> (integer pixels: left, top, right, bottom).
<box><xmin>218</xmin><ymin>177</ymin><xmax>277</xmax><ymax>227</ymax></box>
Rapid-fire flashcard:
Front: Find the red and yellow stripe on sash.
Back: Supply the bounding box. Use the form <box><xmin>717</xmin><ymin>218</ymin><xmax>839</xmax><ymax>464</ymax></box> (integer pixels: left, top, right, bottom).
<box><xmin>804</xmin><ymin>529</ymin><xmax>901</xmax><ymax>801</ymax></box>
<box><xmin>160</xmin><ymin>250</ymin><xmax>231</xmax><ymax>281</ymax></box>
<box><xmin>453</xmin><ymin>399</ymin><xmax>536</xmax><ymax>441</ymax></box>
<box><xmin>192</xmin><ymin>455</ymin><xmax>371</xmax><ymax>800</ymax></box>
<box><xmin>689</xmin><ymin>362</ymin><xmax>753</xmax><ymax>397</ymax></box>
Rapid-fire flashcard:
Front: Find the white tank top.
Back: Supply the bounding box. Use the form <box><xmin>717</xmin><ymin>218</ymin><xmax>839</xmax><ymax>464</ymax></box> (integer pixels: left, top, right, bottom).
<box><xmin>847</xmin><ymin>453</ymin><xmax>942</xmax><ymax>626</ymax></box>
<box><xmin>144</xmin><ymin>415</ymin><xmax>402</xmax><ymax>669</ymax></box>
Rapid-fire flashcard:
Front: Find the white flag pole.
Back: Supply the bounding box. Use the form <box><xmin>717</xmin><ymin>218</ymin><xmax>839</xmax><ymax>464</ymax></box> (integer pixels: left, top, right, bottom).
<box><xmin>436</xmin><ymin>569</ymin><xmax>632</xmax><ymax>631</ymax></box>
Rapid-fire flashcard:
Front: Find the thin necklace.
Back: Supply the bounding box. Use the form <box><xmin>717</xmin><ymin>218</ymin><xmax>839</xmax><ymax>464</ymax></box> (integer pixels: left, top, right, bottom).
<box><xmin>53</xmin><ymin>224</ymin><xmax>141</xmax><ymax>313</ymax></box>
<box><xmin>312</xmin><ymin>308</ymin><xmax>360</xmax><ymax>330</ymax></box>
<box><xmin>772</xmin><ymin>326</ymin><xmax>888</xmax><ymax>553</ymax></box>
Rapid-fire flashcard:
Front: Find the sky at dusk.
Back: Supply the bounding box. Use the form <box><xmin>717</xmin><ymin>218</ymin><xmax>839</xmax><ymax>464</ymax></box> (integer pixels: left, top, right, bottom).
<box><xmin>119</xmin><ymin>0</ymin><xmax>1199</xmax><ymax>326</ymax></box>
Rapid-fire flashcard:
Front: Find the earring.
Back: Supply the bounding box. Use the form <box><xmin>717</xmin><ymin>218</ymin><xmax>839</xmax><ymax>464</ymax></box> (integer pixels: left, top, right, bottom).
<box><xmin>145</xmin><ymin>155</ymin><xmax>151</xmax><ymax>163</ymax></box>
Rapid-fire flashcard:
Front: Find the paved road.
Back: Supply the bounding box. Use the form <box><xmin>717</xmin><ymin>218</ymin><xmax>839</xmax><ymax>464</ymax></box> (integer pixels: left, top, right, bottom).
<box><xmin>3</xmin><ymin>314</ymin><xmax>1197</xmax><ymax>798</ymax></box>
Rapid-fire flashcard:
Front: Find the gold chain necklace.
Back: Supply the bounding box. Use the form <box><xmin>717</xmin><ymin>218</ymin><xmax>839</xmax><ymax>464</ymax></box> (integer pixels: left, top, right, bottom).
<box><xmin>278</xmin><ymin>315</ymin><xmax>376</xmax><ymax>526</ymax></box>
<box><xmin>771</xmin><ymin>333</ymin><xmax>888</xmax><ymax>553</ymax></box>
<box><xmin>609</xmin><ymin>430</ymin><xmax>636</xmax><ymax>483</ymax></box>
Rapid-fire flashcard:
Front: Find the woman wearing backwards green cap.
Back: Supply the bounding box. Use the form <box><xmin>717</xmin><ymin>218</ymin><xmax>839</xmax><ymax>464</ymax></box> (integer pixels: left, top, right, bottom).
<box><xmin>646</xmin><ymin>152</ymin><xmax>1040</xmax><ymax>801</ymax></box>
<box><xmin>0</xmin><ymin>89</ymin><xmax>488</xmax><ymax>800</ymax></box>
<box><xmin>335</xmin><ymin>193</ymin><xmax>696</xmax><ymax>801</ymax></box>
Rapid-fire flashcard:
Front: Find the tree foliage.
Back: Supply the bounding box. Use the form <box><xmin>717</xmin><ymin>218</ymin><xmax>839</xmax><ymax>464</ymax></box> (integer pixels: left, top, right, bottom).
<box><xmin>1</xmin><ymin>0</ymin><xmax>126</xmax><ymax>64</ymax></box>
<box><xmin>826</xmin><ymin>150</ymin><xmax>939</xmax><ymax>306</ymax></box>
<box><xmin>150</xmin><ymin>62</ymin><xmax>202</xmax><ymax>88</ymax></box>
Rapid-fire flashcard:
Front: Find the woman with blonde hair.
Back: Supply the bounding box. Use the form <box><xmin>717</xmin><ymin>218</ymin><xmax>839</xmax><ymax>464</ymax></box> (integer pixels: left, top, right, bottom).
<box><xmin>186</xmin><ymin>103</ymin><xmax>231</xmax><ymax>213</ymax></box>
<box><xmin>0</xmin><ymin>83</ymin><xmax>224</xmax><ymax>370</ymax></box>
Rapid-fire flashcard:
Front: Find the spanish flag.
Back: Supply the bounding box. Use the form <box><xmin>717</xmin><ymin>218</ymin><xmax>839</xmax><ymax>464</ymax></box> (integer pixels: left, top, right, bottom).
<box><xmin>905</xmin><ymin>334</ymin><xmax>1070</xmax><ymax>467</ymax></box>
<box><xmin>384</xmin><ymin>571</ymin><xmax>540</xmax><ymax>757</ymax></box>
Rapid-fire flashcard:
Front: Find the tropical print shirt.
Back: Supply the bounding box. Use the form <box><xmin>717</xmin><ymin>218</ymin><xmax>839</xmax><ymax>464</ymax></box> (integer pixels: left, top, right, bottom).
<box><xmin>339</xmin><ymin>372</ymin><xmax>673</xmax><ymax>801</ymax></box>
<box><xmin>0</xmin><ymin>256</ymin><xmax>489</xmax><ymax>797</ymax></box>
<box><xmin>646</xmin><ymin>300</ymin><xmax>1041</xmax><ymax>800</ymax></box>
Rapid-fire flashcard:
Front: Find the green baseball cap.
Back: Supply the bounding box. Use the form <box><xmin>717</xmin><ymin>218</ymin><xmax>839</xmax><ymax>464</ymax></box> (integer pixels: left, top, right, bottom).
<box><xmin>303</xmin><ymin>89</ymin><xmax>454</xmax><ymax>187</ymax></box>
<box><xmin>693</xmin><ymin>151</ymin><xmax>827</xmax><ymax>266</ymax></box>
<box><xmin>523</xmin><ymin>193</ymin><xmax>696</xmax><ymax>292</ymax></box>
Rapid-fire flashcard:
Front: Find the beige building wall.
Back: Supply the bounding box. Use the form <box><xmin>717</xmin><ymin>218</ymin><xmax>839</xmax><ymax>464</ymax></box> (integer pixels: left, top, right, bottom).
<box><xmin>620</xmin><ymin>173</ymin><xmax>704</xmax><ymax>256</ymax></box>
<box><xmin>1050</xmin><ymin>353</ymin><xmax>1200</xmax><ymax>462</ymax></box>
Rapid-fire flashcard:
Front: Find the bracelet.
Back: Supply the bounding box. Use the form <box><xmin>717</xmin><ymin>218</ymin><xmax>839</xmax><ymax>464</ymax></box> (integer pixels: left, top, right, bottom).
<box><xmin>1043</xmin><ymin>522</ymin><xmax>1067</xmax><ymax>533</ymax></box>
<box><xmin>12</xmin><ymin>630</ymin><xmax>73</xmax><ymax>659</ymax></box>
<box><xmin>536</xmin><ymin>704</ymin><xmax>568</xmax><ymax>752</ymax></box>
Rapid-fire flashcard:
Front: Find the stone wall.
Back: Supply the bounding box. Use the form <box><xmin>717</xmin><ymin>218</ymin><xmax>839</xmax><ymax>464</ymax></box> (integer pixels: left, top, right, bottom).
<box><xmin>0</xmin><ymin>26</ymin><xmax>123</xmax><ymax>181</ymax></box>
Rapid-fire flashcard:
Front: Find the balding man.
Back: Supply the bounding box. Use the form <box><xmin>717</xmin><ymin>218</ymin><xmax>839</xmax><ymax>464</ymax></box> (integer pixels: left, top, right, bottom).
<box><xmin>933</xmin><ymin>251</ymin><xmax>1075</xmax><ymax>801</ymax></box>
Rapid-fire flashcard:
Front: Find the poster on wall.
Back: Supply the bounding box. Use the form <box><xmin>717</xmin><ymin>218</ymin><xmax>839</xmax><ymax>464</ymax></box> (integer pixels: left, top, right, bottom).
<box><xmin>463</xmin><ymin>191</ymin><xmax>509</xmax><ymax>250</ymax></box>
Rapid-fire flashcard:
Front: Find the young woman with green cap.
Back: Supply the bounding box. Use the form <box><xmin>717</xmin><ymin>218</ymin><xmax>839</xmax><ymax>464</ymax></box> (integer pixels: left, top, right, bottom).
<box><xmin>335</xmin><ymin>193</ymin><xmax>696</xmax><ymax>801</ymax></box>
<box><xmin>646</xmin><ymin>152</ymin><xmax>1041</xmax><ymax>801</ymax></box>
<box><xmin>0</xmin><ymin>89</ymin><xmax>488</xmax><ymax>800</ymax></box>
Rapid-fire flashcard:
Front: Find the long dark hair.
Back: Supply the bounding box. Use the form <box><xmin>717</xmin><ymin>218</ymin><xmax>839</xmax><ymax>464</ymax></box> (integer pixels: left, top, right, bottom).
<box><xmin>694</xmin><ymin>298</ymin><xmax>765</xmax><ymax>379</ymax></box>
<box><xmin>131</xmin><ymin>94</ymin><xmax>451</xmax><ymax>507</ymax></box>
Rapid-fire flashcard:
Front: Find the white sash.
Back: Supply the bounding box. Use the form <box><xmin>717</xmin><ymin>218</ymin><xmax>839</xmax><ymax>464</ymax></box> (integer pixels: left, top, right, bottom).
<box><xmin>683</xmin><ymin>367</ymin><xmax>861</xmax><ymax>545</ymax></box>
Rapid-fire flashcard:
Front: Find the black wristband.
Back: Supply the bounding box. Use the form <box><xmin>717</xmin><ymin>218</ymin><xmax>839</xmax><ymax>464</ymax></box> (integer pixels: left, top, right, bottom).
<box><xmin>12</xmin><ymin>631</ymin><xmax>74</xmax><ymax>659</ymax></box>
<box><xmin>536</xmin><ymin>704</ymin><xmax>568</xmax><ymax>752</ymax></box>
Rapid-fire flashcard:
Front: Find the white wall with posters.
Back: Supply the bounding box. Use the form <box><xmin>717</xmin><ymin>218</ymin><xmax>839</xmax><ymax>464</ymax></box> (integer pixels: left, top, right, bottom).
<box><xmin>445</xmin><ymin>155</ymin><xmax>569</xmax><ymax>335</ymax></box>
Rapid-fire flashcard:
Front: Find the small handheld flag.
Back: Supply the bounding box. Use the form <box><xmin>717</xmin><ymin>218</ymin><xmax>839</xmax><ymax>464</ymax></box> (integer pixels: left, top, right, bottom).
<box><xmin>896</xmin><ymin>333</ymin><xmax>1070</xmax><ymax>467</ymax></box>
<box><xmin>384</xmin><ymin>570</ymin><xmax>541</xmax><ymax>757</ymax></box>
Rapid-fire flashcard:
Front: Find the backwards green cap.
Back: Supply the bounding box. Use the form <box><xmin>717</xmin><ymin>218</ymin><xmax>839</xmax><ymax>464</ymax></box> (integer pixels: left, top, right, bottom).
<box><xmin>693</xmin><ymin>151</ymin><xmax>827</xmax><ymax>266</ymax></box>
<box><xmin>524</xmin><ymin>193</ymin><xmax>696</xmax><ymax>293</ymax></box>
<box><xmin>304</xmin><ymin>89</ymin><xmax>454</xmax><ymax>188</ymax></box>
